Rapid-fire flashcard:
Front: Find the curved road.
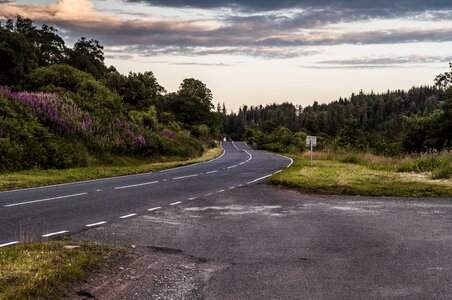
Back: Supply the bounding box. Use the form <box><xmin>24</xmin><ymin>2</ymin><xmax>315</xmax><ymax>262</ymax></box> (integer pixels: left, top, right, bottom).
<box><xmin>0</xmin><ymin>141</ymin><xmax>291</xmax><ymax>246</ymax></box>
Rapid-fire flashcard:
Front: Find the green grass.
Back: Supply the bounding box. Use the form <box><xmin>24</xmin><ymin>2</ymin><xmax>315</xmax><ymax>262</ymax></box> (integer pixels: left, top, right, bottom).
<box><xmin>0</xmin><ymin>147</ymin><xmax>223</xmax><ymax>191</ymax></box>
<box><xmin>269</xmin><ymin>153</ymin><xmax>452</xmax><ymax>197</ymax></box>
<box><xmin>0</xmin><ymin>242</ymin><xmax>116</xmax><ymax>299</ymax></box>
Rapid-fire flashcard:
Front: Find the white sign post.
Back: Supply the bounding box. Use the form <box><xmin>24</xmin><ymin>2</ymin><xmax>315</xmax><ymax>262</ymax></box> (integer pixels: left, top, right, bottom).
<box><xmin>306</xmin><ymin>136</ymin><xmax>317</xmax><ymax>166</ymax></box>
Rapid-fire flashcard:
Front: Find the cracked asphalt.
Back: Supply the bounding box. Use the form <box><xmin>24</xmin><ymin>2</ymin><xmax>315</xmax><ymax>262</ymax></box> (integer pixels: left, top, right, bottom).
<box><xmin>73</xmin><ymin>184</ymin><xmax>452</xmax><ymax>299</ymax></box>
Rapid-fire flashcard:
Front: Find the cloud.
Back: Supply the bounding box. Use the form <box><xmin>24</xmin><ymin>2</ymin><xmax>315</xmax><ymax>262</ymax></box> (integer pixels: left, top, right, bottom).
<box><xmin>125</xmin><ymin>0</ymin><xmax>452</xmax><ymax>14</ymax></box>
<box><xmin>299</xmin><ymin>55</ymin><xmax>452</xmax><ymax>69</ymax></box>
<box><xmin>1</xmin><ymin>0</ymin><xmax>451</xmax><ymax>59</ymax></box>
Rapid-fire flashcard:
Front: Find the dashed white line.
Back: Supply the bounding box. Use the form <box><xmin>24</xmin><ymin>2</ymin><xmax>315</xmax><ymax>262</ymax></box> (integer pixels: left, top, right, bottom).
<box><xmin>148</xmin><ymin>207</ymin><xmax>161</xmax><ymax>211</ymax></box>
<box><xmin>188</xmin><ymin>197</ymin><xmax>198</xmax><ymax>201</ymax></box>
<box><xmin>217</xmin><ymin>189</ymin><xmax>225</xmax><ymax>193</ymax></box>
<box><xmin>205</xmin><ymin>193</ymin><xmax>213</xmax><ymax>196</ymax></box>
<box><xmin>0</xmin><ymin>241</ymin><xmax>19</xmax><ymax>248</ymax></box>
<box><xmin>173</xmin><ymin>174</ymin><xmax>199</xmax><ymax>180</ymax></box>
<box><xmin>86</xmin><ymin>221</ymin><xmax>107</xmax><ymax>227</ymax></box>
<box><xmin>231</xmin><ymin>141</ymin><xmax>239</xmax><ymax>150</ymax></box>
<box><xmin>206</xmin><ymin>170</ymin><xmax>218</xmax><ymax>174</ymax></box>
<box><xmin>228</xmin><ymin>186</ymin><xmax>236</xmax><ymax>190</ymax></box>
<box><xmin>170</xmin><ymin>201</ymin><xmax>182</xmax><ymax>206</ymax></box>
<box><xmin>4</xmin><ymin>192</ymin><xmax>88</xmax><ymax>208</ymax></box>
<box><xmin>42</xmin><ymin>231</ymin><xmax>69</xmax><ymax>238</ymax></box>
<box><xmin>114</xmin><ymin>181</ymin><xmax>159</xmax><ymax>190</ymax></box>
<box><xmin>119</xmin><ymin>213</ymin><xmax>137</xmax><ymax>219</ymax></box>
<box><xmin>227</xmin><ymin>165</ymin><xmax>238</xmax><ymax>169</ymax></box>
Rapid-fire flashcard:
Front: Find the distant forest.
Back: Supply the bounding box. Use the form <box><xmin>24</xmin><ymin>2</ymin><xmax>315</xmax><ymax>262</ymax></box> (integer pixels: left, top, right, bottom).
<box><xmin>222</xmin><ymin>81</ymin><xmax>452</xmax><ymax>155</ymax></box>
<box><xmin>0</xmin><ymin>16</ymin><xmax>451</xmax><ymax>175</ymax></box>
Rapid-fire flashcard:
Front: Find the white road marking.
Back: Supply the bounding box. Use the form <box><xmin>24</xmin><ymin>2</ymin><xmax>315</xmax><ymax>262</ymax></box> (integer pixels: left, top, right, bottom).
<box><xmin>4</xmin><ymin>192</ymin><xmax>88</xmax><ymax>207</ymax></box>
<box><xmin>286</xmin><ymin>157</ymin><xmax>294</xmax><ymax>168</ymax></box>
<box><xmin>273</xmin><ymin>170</ymin><xmax>283</xmax><ymax>175</ymax></box>
<box><xmin>86</xmin><ymin>221</ymin><xmax>107</xmax><ymax>227</ymax></box>
<box><xmin>228</xmin><ymin>186</ymin><xmax>236</xmax><ymax>190</ymax></box>
<box><xmin>227</xmin><ymin>165</ymin><xmax>238</xmax><ymax>169</ymax></box>
<box><xmin>242</xmin><ymin>141</ymin><xmax>252</xmax><ymax>149</ymax></box>
<box><xmin>217</xmin><ymin>189</ymin><xmax>225</xmax><ymax>193</ymax></box>
<box><xmin>119</xmin><ymin>213</ymin><xmax>137</xmax><ymax>219</ymax></box>
<box><xmin>0</xmin><ymin>241</ymin><xmax>19</xmax><ymax>248</ymax></box>
<box><xmin>114</xmin><ymin>181</ymin><xmax>159</xmax><ymax>190</ymax></box>
<box><xmin>206</xmin><ymin>170</ymin><xmax>218</xmax><ymax>174</ymax></box>
<box><xmin>205</xmin><ymin>193</ymin><xmax>213</xmax><ymax>196</ymax></box>
<box><xmin>231</xmin><ymin>141</ymin><xmax>239</xmax><ymax>150</ymax></box>
<box><xmin>148</xmin><ymin>207</ymin><xmax>161</xmax><ymax>211</ymax></box>
<box><xmin>96</xmin><ymin>189</ymin><xmax>102</xmax><ymax>192</ymax></box>
<box><xmin>159</xmin><ymin>142</ymin><xmax>225</xmax><ymax>173</ymax></box>
<box><xmin>42</xmin><ymin>231</ymin><xmax>69</xmax><ymax>238</ymax></box>
<box><xmin>170</xmin><ymin>201</ymin><xmax>182</xmax><ymax>206</ymax></box>
<box><xmin>247</xmin><ymin>174</ymin><xmax>273</xmax><ymax>184</ymax></box>
<box><xmin>237</xmin><ymin>184</ymin><xmax>244</xmax><ymax>187</ymax></box>
<box><xmin>188</xmin><ymin>197</ymin><xmax>198</xmax><ymax>201</ymax></box>
<box><xmin>173</xmin><ymin>174</ymin><xmax>199</xmax><ymax>180</ymax></box>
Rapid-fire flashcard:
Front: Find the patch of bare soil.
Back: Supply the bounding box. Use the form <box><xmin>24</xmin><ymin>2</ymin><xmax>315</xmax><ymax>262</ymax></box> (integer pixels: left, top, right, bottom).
<box><xmin>69</xmin><ymin>245</ymin><xmax>225</xmax><ymax>300</ymax></box>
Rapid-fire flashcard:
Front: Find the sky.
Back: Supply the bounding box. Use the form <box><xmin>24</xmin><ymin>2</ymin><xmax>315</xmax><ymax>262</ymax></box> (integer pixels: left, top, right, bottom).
<box><xmin>1</xmin><ymin>0</ymin><xmax>451</xmax><ymax>111</ymax></box>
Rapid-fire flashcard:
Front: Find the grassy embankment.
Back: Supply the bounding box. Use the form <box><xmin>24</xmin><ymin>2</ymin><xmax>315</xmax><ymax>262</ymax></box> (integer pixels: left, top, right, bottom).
<box><xmin>0</xmin><ymin>242</ymin><xmax>117</xmax><ymax>299</ymax></box>
<box><xmin>269</xmin><ymin>151</ymin><xmax>452</xmax><ymax>197</ymax></box>
<box><xmin>0</xmin><ymin>147</ymin><xmax>222</xmax><ymax>191</ymax></box>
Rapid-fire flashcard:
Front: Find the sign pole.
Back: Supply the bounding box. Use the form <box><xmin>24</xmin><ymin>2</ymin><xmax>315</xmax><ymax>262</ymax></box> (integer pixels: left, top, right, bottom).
<box><xmin>310</xmin><ymin>141</ymin><xmax>313</xmax><ymax>166</ymax></box>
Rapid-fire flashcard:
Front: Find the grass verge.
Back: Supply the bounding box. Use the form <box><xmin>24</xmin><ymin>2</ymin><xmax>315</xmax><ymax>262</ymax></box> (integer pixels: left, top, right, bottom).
<box><xmin>269</xmin><ymin>153</ymin><xmax>452</xmax><ymax>197</ymax></box>
<box><xmin>0</xmin><ymin>147</ymin><xmax>223</xmax><ymax>191</ymax></box>
<box><xmin>0</xmin><ymin>241</ymin><xmax>116</xmax><ymax>299</ymax></box>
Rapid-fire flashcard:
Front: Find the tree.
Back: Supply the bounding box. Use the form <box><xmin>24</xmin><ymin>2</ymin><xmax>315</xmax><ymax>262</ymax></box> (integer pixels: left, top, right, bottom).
<box><xmin>171</xmin><ymin>78</ymin><xmax>214</xmax><ymax>126</ymax></box>
<box><xmin>67</xmin><ymin>37</ymin><xmax>106</xmax><ymax>78</ymax></box>
<box><xmin>0</xmin><ymin>28</ymin><xmax>38</xmax><ymax>85</ymax></box>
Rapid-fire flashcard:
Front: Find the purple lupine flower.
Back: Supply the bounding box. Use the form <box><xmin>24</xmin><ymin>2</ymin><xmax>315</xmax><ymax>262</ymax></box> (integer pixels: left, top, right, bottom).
<box><xmin>162</xmin><ymin>131</ymin><xmax>177</xmax><ymax>139</ymax></box>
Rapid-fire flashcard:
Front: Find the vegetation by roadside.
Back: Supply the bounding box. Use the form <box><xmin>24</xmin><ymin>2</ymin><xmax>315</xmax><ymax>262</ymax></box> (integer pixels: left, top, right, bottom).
<box><xmin>0</xmin><ymin>147</ymin><xmax>222</xmax><ymax>191</ymax></box>
<box><xmin>0</xmin><ymin>241</ymin><xmax>117</xmax><ymax>299</ymax></box>
<box><xmin>269</xmin><ymin>151</ymin><xmax>452</xmax><ymax>197</ymax></box>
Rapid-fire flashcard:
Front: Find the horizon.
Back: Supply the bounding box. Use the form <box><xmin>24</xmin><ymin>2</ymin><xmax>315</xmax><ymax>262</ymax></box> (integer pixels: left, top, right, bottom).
<box><xmin>1</xmin><ymin>0</ymin><xmax>451</xmax><ymax>111</ymax></box>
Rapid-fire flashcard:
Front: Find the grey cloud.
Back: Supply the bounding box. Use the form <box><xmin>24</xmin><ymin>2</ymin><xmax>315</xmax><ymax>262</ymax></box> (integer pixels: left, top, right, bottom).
<box><xmin>125</xmin><ymin>0</ymin><xmax>452</xmax><ymax>13</ymax></box>
<box><xmin>319</xmin><ymin>55</ymin><xmax>452</xmax><ymax>65</ymax></box>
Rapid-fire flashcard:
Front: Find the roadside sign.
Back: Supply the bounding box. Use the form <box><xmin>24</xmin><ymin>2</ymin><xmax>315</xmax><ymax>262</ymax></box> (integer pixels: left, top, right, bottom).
<box><xmin>306</xmin><ymin>136</ymin><xmax>317</xmax><ymax>166</ymax></box>
<box><xmin>306</xmin><ymin>136</ymin><xmax>317</xmax><ymax>147</ymax></box>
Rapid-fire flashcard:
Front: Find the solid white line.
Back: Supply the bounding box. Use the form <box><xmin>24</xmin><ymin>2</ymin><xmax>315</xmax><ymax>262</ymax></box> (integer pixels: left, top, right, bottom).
<box><xmin>173</xmin><ymin>174</ymin><xmax>199</xmax><ymax>180</ymax></box>
<box><xmin>244</xmin><ymin>150</ymin><xmax>253</xmax><ymax>162</ymax></box>
<box><xmin>86</xmin><ymin>221</ymin><xmax>107</xmax><ymax>227</ymax></box>
<box><xmin>0</xmin><ymin>241</ymin><xmax>19</xmax><ymax>248</ymax></box>
<box><xmin>119</xmin><ymin>213</ymin><xmax>137</xmax><ymax>219</ymax></box>
<box><xmin>228</xmin><ymin>186</ymin><xmax>236</xmax><ymax>190</ymax></box>
<box><xmin>231</xmin><ymin>141</ymin><xmax>239</xmax><ymax>150</ymax></box>
<box><xmin>4</xmin><ymin>192</ymin><xmax>88</xmax><ymax>207</ymax></box>
<box><xmin>148</xmin><ymin>207</ymin><xmax>161</xmax><ymax>211</ymax></box>
<box><xmin>188</xmin><ymin>197</ymin><xmax>198</xmax><ymax>201</ymax></box>
<box><xmin>227</xmin><ymin>165</ymin><xmax>238</xmax><ymax>169</ymax></box>
<box><xmin>286</xmin><ymin>157</ymin><xmax>294</xmax><ymax>168</ymax></box>
<box><xmin>247</xmin><ymin>174</ymin><xmax>273</xmax><ymax>184</ymax></box>
<box><xmin>1</xmin><ymin>143</ymin><xmax>226</xmax><ymax>195</ymax></box>
<box><xmin>206</xmin><ymin>170</ymin><xmax>218</xmax><ymax>174</ymax></box>
<box><xmin>170</xmin><ymin>201</ymin><xmax>182</xmax><ymax>206</ymax></box>
<box><xmin>42</xmin><ymin>231</ymin><xmax>68</xmax><ymax>238</ymax></box>
<box><xmin>159</xmin><ymin>143</ymin><xmax>226</xmax><ymax>173</ymax></box>
<box><xmin>114</xmin><ymin>181</ymin><xmax>158</xmax><ymax>190</ymax></box>
<box><xmin>217</xmin><ymin>189</ymin><xmax>225</xmax><ymax>193</ymax></box>
<box><xmin>273</xmin><ymin>170</ymin><xmax>283</xmax><ymax>175</ymax></box>
<box><xmin>242</xmin><ymin>141</ymin><xmax>252</xmax><ymax>150</ymax></box>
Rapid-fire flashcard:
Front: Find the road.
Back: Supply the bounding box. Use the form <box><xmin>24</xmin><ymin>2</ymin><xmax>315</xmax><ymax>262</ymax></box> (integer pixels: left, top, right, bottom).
<box><xmin>73</xmin><ymin>185</ymin><xmax>452</xmax><ymax>299</ymax></box>
<box><xmin>0</xmin><ymin>141</ymin><xmax>291</xmax><ymax>246</ymax></box>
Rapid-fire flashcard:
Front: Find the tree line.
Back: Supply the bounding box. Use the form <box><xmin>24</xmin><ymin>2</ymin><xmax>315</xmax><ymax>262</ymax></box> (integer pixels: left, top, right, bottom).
<box><xmin>223</xmin><ymin>68</ymin><xmax>452</xmax><ymax>155</ymax></box>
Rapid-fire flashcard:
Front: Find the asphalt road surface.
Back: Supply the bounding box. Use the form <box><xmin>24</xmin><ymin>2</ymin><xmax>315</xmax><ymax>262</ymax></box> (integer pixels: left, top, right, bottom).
<box><xmin>0</xmin><ymin>141</ymin><xmax>291</xmax><ymax>246</ymax></box>
<box><xmin>74</xmin><ymin>185</ymin><xmax>452</xmax><ymax>299</ymax></box>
